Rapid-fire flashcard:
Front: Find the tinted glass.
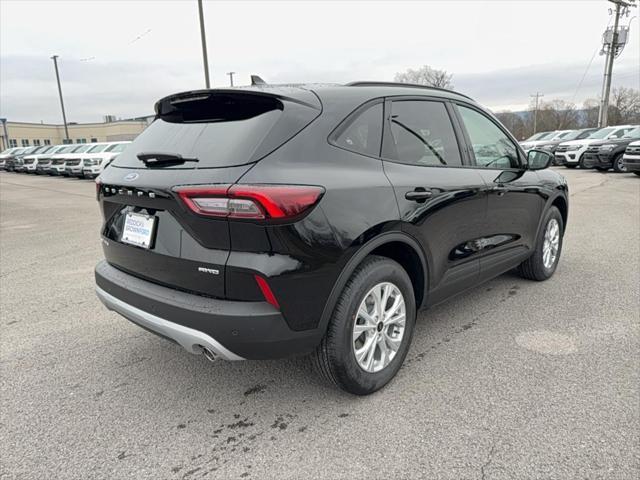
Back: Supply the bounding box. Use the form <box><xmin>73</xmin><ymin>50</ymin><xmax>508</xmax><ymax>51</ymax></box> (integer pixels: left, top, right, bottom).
<box><xmin>458</xmin><ymin>106</ymin><xmax>519</xmax><ymax>169</ymax></box>
<box><xmin>573</xmin><ymin>129</ymin><xmax>596</xmax><ymax>140</ymax></box>
<box><xmin>334</xmin><ymin>103</ymin><xmax>382</xmax><ymax>156</ymax></box>
<box><xmin>387</xmin><ymin>101</ymin><xmax>461</xmax><ymax>166</ymax></box>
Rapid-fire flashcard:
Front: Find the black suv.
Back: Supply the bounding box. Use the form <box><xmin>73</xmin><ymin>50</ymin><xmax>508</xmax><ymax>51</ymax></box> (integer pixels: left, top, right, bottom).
<box><xmin>95</xmin><ymin>82</ymin><xmax>567</xmax><ymax>394</ymax></box>
<box><xmin>582</xmin><ymin>126</ymin><xmax>640</xmax><ymax>172</ymax></box>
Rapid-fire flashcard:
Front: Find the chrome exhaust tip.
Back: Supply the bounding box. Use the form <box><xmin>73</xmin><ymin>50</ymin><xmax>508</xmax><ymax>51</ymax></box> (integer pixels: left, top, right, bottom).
<box><xmin>201</xmin><ymin>346</ymin><xmax>218</xmax><ymax>362</ymax></box>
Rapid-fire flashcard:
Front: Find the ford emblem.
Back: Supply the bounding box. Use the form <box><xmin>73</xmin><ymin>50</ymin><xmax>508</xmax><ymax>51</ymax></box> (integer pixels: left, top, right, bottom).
<box><xmin>124</xmin><ymin>172</ymin><xmax>139</xmax><ymax>181</ymax></box>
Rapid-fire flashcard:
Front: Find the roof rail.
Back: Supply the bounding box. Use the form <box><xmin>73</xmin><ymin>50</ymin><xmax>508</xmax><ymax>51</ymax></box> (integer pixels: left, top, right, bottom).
<box><xmin>346</xmin><ymin>81</ymin><xmax>473</xmax><ymax>101</ymax></box>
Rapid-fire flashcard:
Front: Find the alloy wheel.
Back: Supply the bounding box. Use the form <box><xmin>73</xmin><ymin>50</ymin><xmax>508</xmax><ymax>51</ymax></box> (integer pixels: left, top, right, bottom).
<box><xmin>352</xmin><ymin>282</ymin><xmax>406</xmax><ymax>373</ymax></box>
<box><xmin>542</xmin><ymin>218</ymin><xmax>560</xmax><ymax>269</ymax></box>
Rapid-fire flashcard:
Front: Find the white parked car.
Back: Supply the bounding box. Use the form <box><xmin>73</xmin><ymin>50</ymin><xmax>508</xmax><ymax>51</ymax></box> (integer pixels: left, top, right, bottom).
<box><xmin>28</xmin><ymin>145</ymin><xmax>67</xmax><ymax>174</ymax></box>
<box><xmin>0</xmin><ymin>147</ymin><xmax>24</xmax><ymax>170</ymax></box>
<box><xmin>82</xmin><ymin>141</ymin><xmax>131</xmax><ymax>178</ymax></box>
<box><xmin>64</xmin><ymin>143</ymin><xmax>112</xmax><ymax>177</ymax></box>
<box><xmin>555</xmin><ymin>125</ymin><xmax>636</xmax><ymax>168</ymax></box>
<box><xmin>48</xmin><ymin>144</ymin><xmax>87</xmax><ymax>175</ymax></box>
<box><xmin>21</xmin><ymin>145</ymin><xmax>57</xmax><ymax>173</ymax></box>
<box><xmin>520</xmin><ymin>131</ymin><xmax>557</xmax><ymax>150</ymax></box>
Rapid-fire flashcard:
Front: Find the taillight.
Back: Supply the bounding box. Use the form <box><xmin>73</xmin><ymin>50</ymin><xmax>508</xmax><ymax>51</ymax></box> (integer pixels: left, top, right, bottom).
<box><xmin>254</xmin><ymin>275</ymin><xmax>280</xmax><ymax>309</ymax></box>
<box><xmin>95</xmin><ymin>178</ymin><xmax>102</xmax><ymax>200</ymax></box>
<box><xmin>176</xmin><ymin>184</ymin><xmax>324</xmax><ymax>220</ymax></box>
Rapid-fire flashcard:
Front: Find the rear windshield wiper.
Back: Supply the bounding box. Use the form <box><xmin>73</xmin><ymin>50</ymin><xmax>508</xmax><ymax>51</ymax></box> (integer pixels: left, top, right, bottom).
<box><xmin>137</xmin><ymin>152</ymin><xmax>199</xmax><ymax>167</ymax></box>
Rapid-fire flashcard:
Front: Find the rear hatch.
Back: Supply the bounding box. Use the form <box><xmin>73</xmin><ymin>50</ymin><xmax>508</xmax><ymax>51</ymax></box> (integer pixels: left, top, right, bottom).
<box><xmin>98</xmin><ymin>88</ymin><xmax>321</xmax><ymax>298</ymax></box>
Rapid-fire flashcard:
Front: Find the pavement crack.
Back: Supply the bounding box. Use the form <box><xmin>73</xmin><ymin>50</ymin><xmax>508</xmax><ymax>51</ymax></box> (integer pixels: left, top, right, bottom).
<box><xmin>569</xmin><ymin>177</ymin><xmax>610</xmax><ymax>197</ymax></box>
<box><xmin>480</xmin><ymin>444</ymin><xmax>496</xmax><ymax>480</ymax></box>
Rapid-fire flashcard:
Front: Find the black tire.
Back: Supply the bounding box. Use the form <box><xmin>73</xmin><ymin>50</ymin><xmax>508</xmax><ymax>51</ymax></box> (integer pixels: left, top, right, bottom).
<box><xmin>313</xmin><ymin>255</ymin><xmax>416</xmax><ymax>395</ymax></box>
<box><xmin>612</xmin><ymin>154</ymin><xmax>627</xmax><ymax>173</ymax></box>
<box><xmin>578</xmin><ymin>154</ymin><xmax>586</xmax><ymax>168</ymax></box>
<box><xmin>518</xmin><ymin>206</ymin><xmax>564</xmax><ymax>281</ymax></box>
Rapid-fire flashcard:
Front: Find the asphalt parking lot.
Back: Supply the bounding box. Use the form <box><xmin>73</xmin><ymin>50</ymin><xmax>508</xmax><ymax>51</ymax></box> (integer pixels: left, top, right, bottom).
<box><xmin>1</xmin><ymin>169</ymin><xmax>638</xmax><ymax>480</ymax></box>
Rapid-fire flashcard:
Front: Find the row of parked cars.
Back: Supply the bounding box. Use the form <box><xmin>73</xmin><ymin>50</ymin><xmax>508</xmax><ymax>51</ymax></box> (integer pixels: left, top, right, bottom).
<box><xmin>520</xmin><ymin>125</ymin><xmax>640</xmax><ymax>175</ymax></box>
<box><xmin>0</xmin><ymin>141</ymin><xmax>130</xmax><ymax>178</ymax></box>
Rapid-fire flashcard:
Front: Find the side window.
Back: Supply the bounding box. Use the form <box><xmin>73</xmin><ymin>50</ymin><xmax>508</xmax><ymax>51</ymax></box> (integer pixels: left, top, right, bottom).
<box><xmin>334</xmin><ymin>103</ymin><xmax>383</xmax><ymax>157</ymax></box>
<box><xmin>457</xmin><ymin>105</ymin><xmax>519</xmax><ymax>169</ymax></box>
<box><xmin>387</xmin><ymin>100</ymin><xmax>461</xmax><ymax>166</ymax></box>
<box><xmin>613</xmin><ymin>128</ymin><xmax>631</xmax><ymax>138</ymax></box>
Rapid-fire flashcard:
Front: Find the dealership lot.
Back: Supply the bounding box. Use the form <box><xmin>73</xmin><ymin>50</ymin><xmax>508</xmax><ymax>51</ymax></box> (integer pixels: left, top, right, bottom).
<box><xmin>0</xmin><ymin>170</ymin><xmax>638</xmax><ymax>479</ymax></box>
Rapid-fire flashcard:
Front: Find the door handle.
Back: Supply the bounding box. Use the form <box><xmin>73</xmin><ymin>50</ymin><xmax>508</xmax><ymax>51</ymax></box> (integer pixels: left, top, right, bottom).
<box><xmin>405</xmin><ymin>189</ymin><xmax>433</xmax><ymax>201</ymax></box>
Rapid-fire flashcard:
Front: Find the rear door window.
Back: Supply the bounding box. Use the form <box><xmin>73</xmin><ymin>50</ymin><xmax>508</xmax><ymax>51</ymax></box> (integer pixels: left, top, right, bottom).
<box><xmin>385</xmin><ymin>100</ymin><xmax>462</xmax><ymax>167</ymax></box>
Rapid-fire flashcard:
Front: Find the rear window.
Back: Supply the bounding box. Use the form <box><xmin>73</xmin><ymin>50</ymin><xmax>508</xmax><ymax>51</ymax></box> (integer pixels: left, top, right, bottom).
<box><xmin>112</xmin><ymin>92</ymin><xmax>320</xmax><ymax>169</ymax></box>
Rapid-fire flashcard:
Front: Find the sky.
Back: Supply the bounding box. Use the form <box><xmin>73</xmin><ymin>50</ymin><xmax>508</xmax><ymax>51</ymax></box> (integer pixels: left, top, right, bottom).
<box><xmin>1</xmin><ymin>0</ymin><xmax>639</xmax><ymax>124</ymax></box>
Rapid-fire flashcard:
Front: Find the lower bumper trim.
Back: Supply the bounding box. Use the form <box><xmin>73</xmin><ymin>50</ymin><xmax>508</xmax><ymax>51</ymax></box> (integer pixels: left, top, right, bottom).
<box><xmin>96</xmin><ymin>286</ymin><xmax>245</xmax><ymax>361</ymax></box>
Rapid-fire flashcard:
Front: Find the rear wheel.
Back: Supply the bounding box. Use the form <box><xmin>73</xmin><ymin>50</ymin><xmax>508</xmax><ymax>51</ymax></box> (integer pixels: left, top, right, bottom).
<box><xmin>313</xmin><ymin>256</ymin><xmax>416</xmax><ymax>395</ymax></box>
<box><xmin>612</xmin><ymin>154</ymin><xmax>627</xmax><ymax>173</ymax></box>
<box><xmin>518</xmin><ymin>206</ymin><xmax>563</xmax><ymax>281</ymax></box>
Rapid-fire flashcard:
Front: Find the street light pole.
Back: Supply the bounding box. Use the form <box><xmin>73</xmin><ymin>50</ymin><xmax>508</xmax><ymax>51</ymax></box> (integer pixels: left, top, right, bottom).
<box><xmin>226</xmin><ymin>72</ymin><xmax>235</xmax><ymax>87</ymax></box>
<box><xmin>50</xmin><ymin>55</ymin><xmax>70</xmax><ymax>142</ymax></box>
<box><xmin>197</xmin><ymin>0</ymin><xmax>211</xmax><ymax>88</ymax></box>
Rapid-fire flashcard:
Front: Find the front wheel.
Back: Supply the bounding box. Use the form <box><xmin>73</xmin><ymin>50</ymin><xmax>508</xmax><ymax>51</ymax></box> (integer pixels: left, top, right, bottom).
<box><xmin>612</xmin><ymin>154</ymin><xmax>627</xmax><ymax>173</ymax></box>
<box><xmin>518</xmin><ymin>206</ymin><xmax>564</xmax><ymax>281</ymax></box>
<box><xmin>313</xmin><ymin>256</ymin><xmax>416</xmax><ymax>395</ymax></box>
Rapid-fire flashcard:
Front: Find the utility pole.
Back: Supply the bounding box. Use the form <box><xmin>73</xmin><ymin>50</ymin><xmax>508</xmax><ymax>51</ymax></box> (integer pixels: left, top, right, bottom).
<box><xmin>598</xmin><ymin>0</ymin><xmax>636</xmax><ymax>127</ymax></box>
<box><xmin>50</xmin><ymin>55</ymin><xmax>69</xmax><ymax>142</ymax></box>
<box><xmin>0</xmin><ymin>118</ymin><xmax>8</xmax><ymax>150</ymax></box>
<box><xmin>197</xmin><ymin>0</ymin><xmax>211</xmax><ymax>88</ymax></box>
<box><xmin>226</xmin><ymin>72</ymin><xmax>235</xmax><ymax>87</ymax></box>
<box><xmin>530</xmin><ymin>92</ymin><xmax>544</xmax><ymax>135</ymax></box>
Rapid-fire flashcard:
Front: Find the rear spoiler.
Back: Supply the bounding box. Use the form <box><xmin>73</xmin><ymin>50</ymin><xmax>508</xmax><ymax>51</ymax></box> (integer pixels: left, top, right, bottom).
<box><xmin>154</xmin><ymin>88</ymin><xmax>321</xmax><ymax>118</ymax></box>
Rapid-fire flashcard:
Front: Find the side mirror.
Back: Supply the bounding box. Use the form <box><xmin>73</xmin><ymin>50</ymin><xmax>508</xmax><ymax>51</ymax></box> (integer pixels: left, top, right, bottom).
<box><xmin>527</xmin><ymin>149</ymin><xmax>553</xmax><ymax>170</ymax></box>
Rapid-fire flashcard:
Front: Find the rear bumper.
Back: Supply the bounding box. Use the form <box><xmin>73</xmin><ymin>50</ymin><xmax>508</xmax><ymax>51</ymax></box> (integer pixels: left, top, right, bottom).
<box><xmin>94</xmin><ymin>260</ymin><xmax>322</xmax><ymax>360</ymax></box>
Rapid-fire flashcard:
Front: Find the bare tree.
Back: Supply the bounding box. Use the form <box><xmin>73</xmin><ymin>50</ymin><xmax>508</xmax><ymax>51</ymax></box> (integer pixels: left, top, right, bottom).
<box><xmin>609</xmin><ymin>86</ymin><xmax>640</xmax><ymax>125</ymax></box>
<box><xmin>394</xmin><ymin>65</ymin><xmax>454</xmax><ymax>89</ymax></box>
<box><xmin>495</xmin><ymin>111</ymin><xmax>528</xmax><ymax>140</ymax></box>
